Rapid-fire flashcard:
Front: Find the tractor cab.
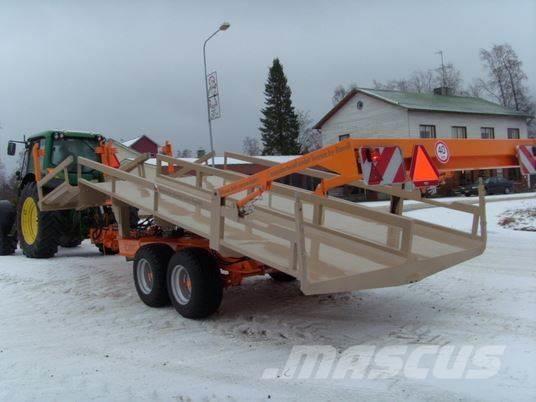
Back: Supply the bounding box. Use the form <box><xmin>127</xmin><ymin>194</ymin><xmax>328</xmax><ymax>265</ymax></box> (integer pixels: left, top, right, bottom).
<box><xmin>8</xmin><ymin>130</ymin><xmax>105</xmax><ymax>187</ymax></box>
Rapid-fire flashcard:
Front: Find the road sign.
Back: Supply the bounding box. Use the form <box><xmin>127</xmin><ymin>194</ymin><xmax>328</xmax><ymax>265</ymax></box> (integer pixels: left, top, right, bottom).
<box><xmin>435</xmin><ymin>140</ymin><xmax>450</xmax><ymax>164</ymax></box>
<box><xmin>207</xmin><ymin>71</ymin><xmax>221</xmax><ymax>120</ymax></box>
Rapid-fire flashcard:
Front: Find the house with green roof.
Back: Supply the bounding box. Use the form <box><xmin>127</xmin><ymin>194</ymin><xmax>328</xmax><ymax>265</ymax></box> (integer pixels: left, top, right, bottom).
<box><xmin>313</xmin><ymin>87</ymin><xmax>532</xmax><ymax>145</ymax></box>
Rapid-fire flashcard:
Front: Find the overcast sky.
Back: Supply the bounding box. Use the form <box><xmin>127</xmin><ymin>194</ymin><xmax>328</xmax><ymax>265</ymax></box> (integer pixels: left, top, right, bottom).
<box><xmin>1</xmin><ymin>0</ymin><xmax>535</xmax><ymax>170</ymax></box>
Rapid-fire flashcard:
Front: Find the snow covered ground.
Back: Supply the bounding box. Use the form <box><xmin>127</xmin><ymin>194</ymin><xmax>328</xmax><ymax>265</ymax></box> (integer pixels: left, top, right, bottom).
<box><xmin>0</xmin><ymin>198</ymin><xmax>534</xmax><ymax>401</ymax></box>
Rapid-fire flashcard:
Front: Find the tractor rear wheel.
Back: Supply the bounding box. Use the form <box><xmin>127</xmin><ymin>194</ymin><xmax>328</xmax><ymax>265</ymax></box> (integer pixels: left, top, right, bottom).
<box><xmin>16</xmin><ymin>182</ymin><xmax>61</xmax><ymax>258</ymax></box>
<box><xmin>167</xmin><ymin>248</ymin><xmax>223</xmax><ymax>319</ymax></box>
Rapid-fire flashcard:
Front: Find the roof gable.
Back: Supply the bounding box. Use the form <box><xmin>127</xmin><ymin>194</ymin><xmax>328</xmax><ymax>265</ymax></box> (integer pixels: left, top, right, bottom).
<box><xmin>122</xmin><ymin>135</ymin><xmax>158</xmax><ymax>148</ymax></box>
<box><xmin>313</xmin><ymin>87</ymin><xmax>532</xmax><ymax>129</ymax></box>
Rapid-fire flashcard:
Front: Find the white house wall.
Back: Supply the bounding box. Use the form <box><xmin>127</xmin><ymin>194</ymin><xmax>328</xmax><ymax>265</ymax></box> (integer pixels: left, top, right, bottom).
<box><xmin>408</xmin><ymin>110</ymin><xmax>528</xmax><ymax>138</ymax></box>
<box><xmin>321</xmin><ymin>93</ymin><xmax>409</xmax><ymax>145</ymax></box>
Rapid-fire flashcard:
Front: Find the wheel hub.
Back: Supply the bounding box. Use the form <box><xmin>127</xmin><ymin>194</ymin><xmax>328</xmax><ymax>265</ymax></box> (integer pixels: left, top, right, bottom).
<box><xmin>137</xmin><ymin>258</ymin><xmax>154</xmax><ymax>295</ymax></box>
<box><xmin>171</xmin><ymin>265</ymin><xmax>192</xmax><ymax>305</ymax></box>
<box><xmin>21</xmin><ymin>197</ymin><xmax>38</xmax><ymax>245</ymax></box>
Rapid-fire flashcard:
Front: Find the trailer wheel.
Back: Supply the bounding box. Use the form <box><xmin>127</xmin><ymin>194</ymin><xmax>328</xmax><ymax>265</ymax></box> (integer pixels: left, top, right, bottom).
<box><xmin>167</xmin><ymin>248</ymin><xmax>223</xmax><ymax>319</ymax></box>
<box><xmin>133</xmin><ymin>244</ymin><xmax>173</xmax><ymax>307</ymax></box>
<box><xmin>269</xmin><ymin>270</ymin><xmax>296</xmax><ymax>282</ymax></box>
<box><xmin>16</xmin><ymin>183</ymin><xmax>61</xmax><ymax>258</ymax></box>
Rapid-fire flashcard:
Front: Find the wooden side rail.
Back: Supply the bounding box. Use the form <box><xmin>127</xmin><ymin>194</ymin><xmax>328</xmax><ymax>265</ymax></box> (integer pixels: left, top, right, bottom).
<box><xmin>78</xmin><ymin>157</ymin><xmax>211</xmax><ymax>211</ymax></box>
<box><xmin>36</xmin><ymin>156</ymin><xmax>74</xmax><ymax>202</ymax></box>
<box><xmin>155</xmin><ymin>151</ymin><xmax>485</xmax><ymax>246</ymax></box>
<box><xmin>119</xmin><ymin>153</ymin><xmax>150</xmax><ymax>173</ymax></box>
<box><xmin>160</xmin><ymin>151</ymin><xmax>215</xmax><ymax>178</ymax></box>
<box><xmin>222</xmin><ymin>151</ymin><xmax>484</xmax><ymax>234</ymax></box>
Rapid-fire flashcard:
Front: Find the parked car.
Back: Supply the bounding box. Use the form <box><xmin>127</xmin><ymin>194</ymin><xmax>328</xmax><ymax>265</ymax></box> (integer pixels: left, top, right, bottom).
<box><xmin>456</xmin><ymin>177</ymin><xmax>514</xmax><ymax>196</ymax></box>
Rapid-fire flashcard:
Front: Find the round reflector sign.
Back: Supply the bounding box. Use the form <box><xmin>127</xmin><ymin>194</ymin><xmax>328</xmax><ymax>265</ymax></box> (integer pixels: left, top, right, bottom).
<box><xmin>435</xmin><ymin>141</ymin><xmax>450</xmax><ymax>164</ymax></box>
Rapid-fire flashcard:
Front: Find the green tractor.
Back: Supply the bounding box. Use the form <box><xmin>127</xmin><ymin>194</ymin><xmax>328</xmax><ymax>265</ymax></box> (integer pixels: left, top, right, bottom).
<box><xmin>0</xmin><ymin>130</ymin><xmax>127</xmax><ymax>258</ymax></box>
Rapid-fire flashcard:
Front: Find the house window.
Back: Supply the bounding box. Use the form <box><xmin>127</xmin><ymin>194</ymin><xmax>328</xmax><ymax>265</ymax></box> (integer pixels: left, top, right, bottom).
<box><xmin>451</xmin><ymin>126</ymin><xmax>467</xmax><ymax>139</ymax></box>
<box><xmin>480</xmin><ymin>127</ymin><xmax>495</xmax><ymax>139</ymax></box>
<box><xmin>338</xmin><ymin>134</ymin><xmax>350</xmax><ymax>141</ymax></box>
<box><xmin>419</xmin><ymin>125</ymin><xmax>436</xmax><ymax>138</ymax></box>
<box><xmin>507</xmin><ymin>128</ymin><xmax>520</xmax><ymax>139</ymax></box>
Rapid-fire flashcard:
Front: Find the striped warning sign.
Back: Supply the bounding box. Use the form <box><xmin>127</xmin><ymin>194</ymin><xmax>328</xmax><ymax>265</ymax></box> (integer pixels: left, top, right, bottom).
<box><xmin>517</xmin><ymin>145</ymin><xmax>536</xmax><ymax>175</ymax></box>
<box><xmin>358</xmin><ymin>146</ymin><xmax>406</xmax><ymax>185</ymax></box>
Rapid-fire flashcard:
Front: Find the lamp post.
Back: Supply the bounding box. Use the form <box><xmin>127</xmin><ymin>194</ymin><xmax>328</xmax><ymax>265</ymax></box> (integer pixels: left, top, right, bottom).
<box><xmin>203</xmin><ymin>22</ymin><xmax>230</xmax><ymax>166</ymax></box>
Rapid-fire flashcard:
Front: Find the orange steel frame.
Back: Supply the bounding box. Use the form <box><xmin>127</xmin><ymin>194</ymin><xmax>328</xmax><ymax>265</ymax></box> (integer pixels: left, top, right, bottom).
<box><xmin>118</xmin><ymin>234</ymin><xmax>265</xmax><ymax>287</ymax></box>
<box><xmin>96</xmin><ymin>140</ymin><xmax>120</xmax><ymax>168</ymax></box>
<box><xmin>217</xmin><ymin>138</ymin><xmax>536</xmax><ymax>208</ymax></box>
<box><xmin>160</xmin><ymin>141</ymin><xmax>175</xmax><ymax>173</ymax></box>
<box><xmin>32</xmin><ymin>143</ymin><xmax>46</xmax><ymax>181</ymax></box>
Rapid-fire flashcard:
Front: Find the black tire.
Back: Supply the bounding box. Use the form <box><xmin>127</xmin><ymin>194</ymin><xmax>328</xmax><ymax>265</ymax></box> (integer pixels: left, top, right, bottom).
<box><xmin>504</xmin><ymin>187</ymin><xmax>511</xmax><ymax>194</ymax></box>
<box><xmin>0</xmin><ymin>200</ymin><xmax>17</xmax><ymax>255</ymax></box>
<box><xmin>269</xmin><ymin>270</ymin><xmax>297</xmax><ymax>282</ymax></box>
<box><xmin>133</xmin><ymin>244</ymin><xmax>174</xmax><ymax>307</ymax></box>
<box><xmin>58</xmin><ymin>210</ymin><xmax>83</xmax><ymax>248</ymax></box>
<box><xmin>16</xmin><ymin>183</ymin><xmax>61</xmax><ymax>258</ymax></box>
<box><xmin>167</xmin><ymin>248</ymin><xmax>223</xmax><ymax>319</ymax></box>
<box><xmin>0</xmin><ymin>234</ymin><xmax>16</xmax><ymax>255</ymax></box>
<box><xmin>0</xmin><ymin>200</ymin><xmax>16</xmax><ymax>234</ymax></box>
<box><xmin>60</xmin><ymin>239</ymin><xmax>83</xmax><ymax>248</ymax></box>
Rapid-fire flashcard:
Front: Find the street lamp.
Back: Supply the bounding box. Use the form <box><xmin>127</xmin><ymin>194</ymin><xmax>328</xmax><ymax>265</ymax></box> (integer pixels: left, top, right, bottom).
<box><xmin>203</xmin><ymin>22</ymin><xmax>230</xmax><ymax>166</ymax></box>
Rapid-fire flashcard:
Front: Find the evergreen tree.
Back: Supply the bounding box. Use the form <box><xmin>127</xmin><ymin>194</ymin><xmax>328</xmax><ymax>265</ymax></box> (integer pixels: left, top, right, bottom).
<box><xmin>259</xmin><ymin>58</ymin><xmax>300</xmax><ymax>155</ymax></box>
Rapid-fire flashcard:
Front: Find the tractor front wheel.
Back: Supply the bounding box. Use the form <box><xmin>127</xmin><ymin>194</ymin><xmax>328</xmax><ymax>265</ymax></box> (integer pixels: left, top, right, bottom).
<box><xmin>16</xmin><ymin>183</ymin><xmax>61</xmax><ymax>258</ymax></box>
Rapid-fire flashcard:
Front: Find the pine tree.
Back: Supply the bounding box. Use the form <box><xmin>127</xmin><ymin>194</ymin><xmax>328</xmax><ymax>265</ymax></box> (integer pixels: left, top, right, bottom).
<box><xmin>259</xmin><ymin>58</ymin><xmax>300</xmax><ymax>155</ymax></box>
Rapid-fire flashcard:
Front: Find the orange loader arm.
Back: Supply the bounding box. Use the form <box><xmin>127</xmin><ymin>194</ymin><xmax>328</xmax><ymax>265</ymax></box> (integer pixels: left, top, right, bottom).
<box><xmin>217</xmin><ymin>138</ymin><xmax>535</xmax><ymax>209</ymax></box>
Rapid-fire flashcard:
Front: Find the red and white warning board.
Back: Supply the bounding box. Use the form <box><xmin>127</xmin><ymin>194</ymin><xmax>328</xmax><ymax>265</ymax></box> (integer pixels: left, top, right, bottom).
<box><xmin>358</xmin><ymin>146</ymin><xmax>406</xmax><ymax>185</ymax></box>
<box><xmin>517</xmin><ymin>145</ymin><xmax>536</xmax><ymax>175</ymax></box>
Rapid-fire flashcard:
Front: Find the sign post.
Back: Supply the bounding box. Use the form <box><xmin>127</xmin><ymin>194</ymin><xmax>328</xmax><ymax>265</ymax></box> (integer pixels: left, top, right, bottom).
<box><xmin>202</xmin><ymin>22</ymin><xmax>230</xmax><ymax>167</ymax></box>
